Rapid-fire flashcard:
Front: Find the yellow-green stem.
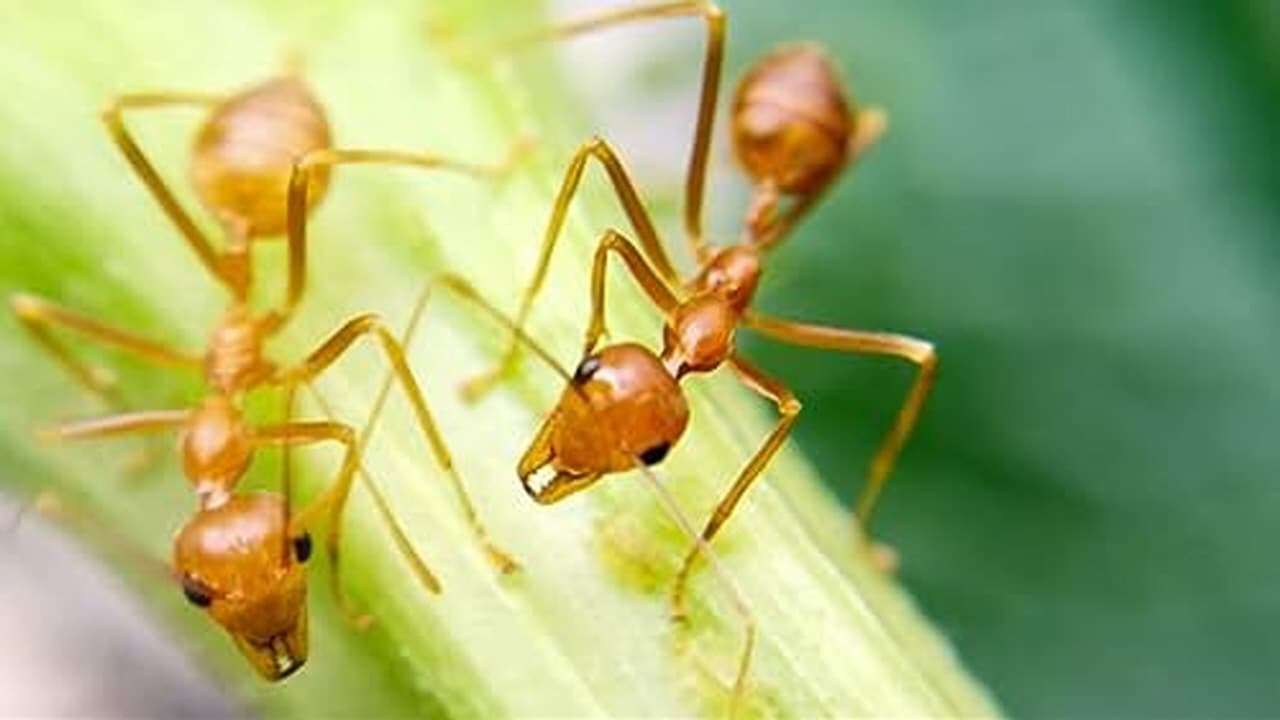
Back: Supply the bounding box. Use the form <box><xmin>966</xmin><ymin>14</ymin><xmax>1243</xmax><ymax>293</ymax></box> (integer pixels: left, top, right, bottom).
<box><xmin>0</xmin><ymin>0</ymin><xmax>997</xmax><ymax>716</ymax></box>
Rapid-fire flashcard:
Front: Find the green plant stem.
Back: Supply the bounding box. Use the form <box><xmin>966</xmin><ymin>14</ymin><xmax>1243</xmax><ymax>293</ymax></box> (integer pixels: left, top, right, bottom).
<box><xmin>0</xmin><ymin>0</ymin><xmax>998</xmax><ymax>716</ymax></box>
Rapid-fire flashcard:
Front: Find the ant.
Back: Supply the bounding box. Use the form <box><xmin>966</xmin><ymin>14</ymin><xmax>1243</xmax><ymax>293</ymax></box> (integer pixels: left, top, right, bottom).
<box><xmin>461</xmin><ymin>0</ymin><xmax>937</xmax><ymax>615</ymax></box>
<box><xmin>361</xmin><ymin>272</ymin><xmax>757</xmax><ymax>716</ymax></box>
<box><xmin>11</xmin><ymin>67</ymin><xmax>524</xmax><ymax>679</ymax></box>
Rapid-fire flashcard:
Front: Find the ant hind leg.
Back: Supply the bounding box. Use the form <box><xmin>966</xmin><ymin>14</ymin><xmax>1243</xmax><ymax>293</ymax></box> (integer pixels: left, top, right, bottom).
<box><xmin>745</xmin><ymin>312</ymin><xmax>937</xmax><ymax>569</ymax></box>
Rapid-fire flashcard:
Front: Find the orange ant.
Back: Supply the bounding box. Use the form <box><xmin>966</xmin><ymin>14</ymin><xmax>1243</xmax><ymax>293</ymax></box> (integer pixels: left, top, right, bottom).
<box><xmin>361</xmin><ymin>272</ymin><xmax>757</xmax><ymax>715</ymax></box>
<box><xmin>11</xmin><ymin>69</ymin><xmax>524</xmax><ymax>679</ymax></box>
<box><xmin>461</xmin><ymin>0</ymin><xmax>937</xmax><ymax>609</ymax></box>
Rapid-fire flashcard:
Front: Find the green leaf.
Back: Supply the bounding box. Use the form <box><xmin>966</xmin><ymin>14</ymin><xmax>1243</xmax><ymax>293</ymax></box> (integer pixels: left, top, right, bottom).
<box><xmin>0</xmin><ymin>0</ymin><xmax>997</xmax><ymax>716</ymax></box>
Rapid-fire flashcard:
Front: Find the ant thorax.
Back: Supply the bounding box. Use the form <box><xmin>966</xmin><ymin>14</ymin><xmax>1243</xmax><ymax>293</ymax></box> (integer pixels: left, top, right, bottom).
<box><xmin>663</xmin><ymin>246</ymin><xmax>764</xmax><ymax>375</ymax></box>
<box><xmin>204</xmin><ymin>307</ymin><xmax>272</xmax><ymax>395</ymax></box>
<box><xmin>180</xmin><ymin>395</ymin><xmax>254</xmax><ymax>503</ymax></box>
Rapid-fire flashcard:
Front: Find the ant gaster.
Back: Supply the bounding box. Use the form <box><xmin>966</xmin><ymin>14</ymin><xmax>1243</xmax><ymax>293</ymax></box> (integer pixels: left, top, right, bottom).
<box><xmin>12</xmin><ymin>69</ymin><xmax>523</xmax><ymax>679</ymax></box>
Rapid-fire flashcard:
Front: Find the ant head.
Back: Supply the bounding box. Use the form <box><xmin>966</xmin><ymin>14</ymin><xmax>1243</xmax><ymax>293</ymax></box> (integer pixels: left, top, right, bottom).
<box><xmin>730</xmin><ymin>44</ymin><xmax>856</xmax><ymax>198</ymax></box>
<box><xmin>518</xmin><ymin>344</ymin><xmax>690</xmax><ymax>502</ymax></box>
<box><xmin>173</xmin><ymin>492</ymin><xmax>311</xmax><ymax>681</ymax></box>
<box><xmin>191</xmin><ymin>75</ymin><xmax>333</xmax><ymax>238</ymax></box>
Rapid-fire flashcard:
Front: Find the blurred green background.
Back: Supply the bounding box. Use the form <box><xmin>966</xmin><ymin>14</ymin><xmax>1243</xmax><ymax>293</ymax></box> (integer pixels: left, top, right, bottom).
<box><xmin>700</xmin><ymin>0</ymin><xmax>1279</xmax><ymax>717</ymax></box>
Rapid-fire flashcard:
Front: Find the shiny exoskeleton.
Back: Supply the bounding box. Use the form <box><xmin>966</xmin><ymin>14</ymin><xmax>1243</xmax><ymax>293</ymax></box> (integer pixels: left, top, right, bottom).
<box><xmin>12</xmin><ymin>71</ymin><xmax>520</xmax><ymax>679</ymax></box>
<box><xmin>462</xmin><ymin>2</ymin><xmax>937</xmax><ymax>712</ymax></box>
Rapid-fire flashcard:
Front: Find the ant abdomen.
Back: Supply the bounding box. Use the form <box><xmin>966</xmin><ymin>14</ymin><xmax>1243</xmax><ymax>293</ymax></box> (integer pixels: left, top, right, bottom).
<box><xmin>173</xmin><ymin>492</ymin><xmax>309</xmax><ymax>680</ymax></box>
<box><xmin>191</xmin><ymin>76</ymin><xmax>332</xmax><ymax>236</ymax></box>
<box><xmin>521</xmin><ymin>344</ymin><xmax>689</xmax><ymax>492</ymax></box>
<box><xmin>731</xmin><ymin>44</ymin><xmax>854</xmax><ymax>196</ymax></box>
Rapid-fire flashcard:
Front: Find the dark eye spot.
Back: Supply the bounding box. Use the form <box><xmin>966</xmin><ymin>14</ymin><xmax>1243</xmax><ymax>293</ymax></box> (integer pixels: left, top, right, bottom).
<box><xmin>573</xmin><ymin>355</ymin><xmax>601</xmax><ymax>385</ymax></box>
<box><xmin>639</xmin><ymin>441</ymin><xmax>671</xmax><ymax>466</ymax></box>
<box><xmin>293</xmin><ymin>533</ymin><xmax>313</xmax><ymax>563</ymax></box>
<box><xmin>180</xmin><ymin>576</ymin><xmax>213</xmax><ymax>608</ymax></box>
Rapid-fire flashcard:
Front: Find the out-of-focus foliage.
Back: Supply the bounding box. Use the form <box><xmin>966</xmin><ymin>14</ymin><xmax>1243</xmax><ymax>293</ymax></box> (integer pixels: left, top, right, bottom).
<box><xmin>711</xmin><ymin>1</ymin><xmax>1280</xmax><ymax>717</ymax></box>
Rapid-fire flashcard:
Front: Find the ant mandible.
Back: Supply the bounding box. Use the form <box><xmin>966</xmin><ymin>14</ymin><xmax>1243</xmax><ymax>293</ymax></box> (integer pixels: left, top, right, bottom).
<box><xmin>11</xmin><ymin>67</ymin><xmax>523</xmax><ymax>679</ymax></box>
<box><xmin>462</xmin><ymin>0</ymin><xmax>937</xmax><ymax>608</ymax></box>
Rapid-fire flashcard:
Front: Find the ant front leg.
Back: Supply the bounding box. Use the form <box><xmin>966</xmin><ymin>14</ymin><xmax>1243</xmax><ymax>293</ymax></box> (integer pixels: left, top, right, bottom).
<box><xmin>672</xmin><ymin>355</ymin><xmax>799</xmax><ymax>620</ymax></box>
<box><xmin>253</xmin><ymin>419</ymin><xmax>413</xmax><ymax>628</ymax></box>
<box><xmin>10</xmin><ymin>293</ymin><xmax>202</xmax><ymax>405</ymax></box>
<box><xmin>264</xmin><ymin>142</ymin><xmax>532</xmax><ymax>335</ymax></box>
<box><xmin>358</xmin><ymin>273</ymin><xmax>600</xmax><ymax>569</ymax></box>
<box><xmin>304</xmin><ymin>382</ymin><xmax>446</xmax><ymax>605</ymax></box>
<box><xmin>463</xmin><ymin>137</ymin><xmax>679</xmax><ymax>399</ymax></box>
<box><xmin>745</xmin><ymin>312</ymin><xmax>937</xmax><ymax>542</ymax></box>
<box><xmin>38</xmin><ymin>409</ymin><xmax>190</xmax><ymax>443</ymax></box>
<box><xmin>582</xmin><ymin>229</ymin><xmax>681</xmax><ymax>355</ymax></box>
<box><xmin>101</xmin><ymin>92</ymin><xmax>236</xmax><ymax>292</ymax></box>
<box><xmin>635</xmin><ymin>461</ymin><xmax>754</xmax><ymax>719</ymax></box>
<box><xmin>39</xmin><ymin>408</ymin><xmax>189</xmax><ymax>479</ymax></box>
<box><xmin>272</xmin><ymin>313</ymin><xmax>518</xmax><ymax>574</ymax></box>
<box><xmin>10</xmin><ymin>294</ymin><xmax>202</xmax><ymax>475</ymax></box>
<box><xmin>21</xmin><ymin>489</ymin><xmax>180</xmax><ymax>586</ymax></box>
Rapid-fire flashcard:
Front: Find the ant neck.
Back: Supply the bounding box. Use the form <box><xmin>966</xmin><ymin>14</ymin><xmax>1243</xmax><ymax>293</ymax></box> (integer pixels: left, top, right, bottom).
<box><xmin>221</xmin><ymin>218</ymin><xmax>254</xmax><ymax>303</ymax></box>
<box><xmin>743</xmin><ymin>180</ymin><xmax>781</xmax><ymax>242</ymax></box>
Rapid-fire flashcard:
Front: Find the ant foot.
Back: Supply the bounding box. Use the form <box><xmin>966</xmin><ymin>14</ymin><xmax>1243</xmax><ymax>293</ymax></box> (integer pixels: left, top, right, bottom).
<box><xmin>486</xmin><ymin>545</ymin><xmax>521</xmax><ymax>575</ymax></box>
<box><xmin>118</xmin><ymin>445</ymin><xmax>160</xmax><ymax>481</ymax></box>
<box><xmin>867</xmin><ymin>539</ymin><xmax>900</xmax><ymax>575</ymax></box>
<box><xmin>458</xmin><ymin>368</ymin><xmax>502</xmax><ymax>404</ymax></box>
<box><xmin>342</xmin><ymin>609</ymin><xmax>376</xmax><ymax>632</ymax></box>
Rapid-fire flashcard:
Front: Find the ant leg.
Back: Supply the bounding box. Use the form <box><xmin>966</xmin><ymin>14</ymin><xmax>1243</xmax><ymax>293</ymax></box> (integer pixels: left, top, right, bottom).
<box><xmin>263</xmin><ymin>142</ymin><xmax>532</xmax><ymax>335</ymax></box>
<box><xmin>672</xmin><ymin>356</ymin><xmax>798</xmax><ymax>620</ymax></box>
<box><xmin>39</xmin><ymin>409</ymin><xmax>189</xmax><ymax>443</ymax></box>
<box><xmin>754</xmin><ymin>107</ymin><xmax>888</xmax><ymax>251</ymax></box>
<box><xmin>582</xmin><ymin>229</ymin><xmax>680</xmax><ymax>354</ymax></box>
<box><xmin>39</xmin><ymin>412</ymin><xmax>186</xmax><ymax>503</ymax></box>
<box><xmin>362</xmin><ymin>273</ymin><xmax>578</xmax><ymax>509</ymax></box>
<box><xmin>463</xmin><ymin>137</ymin><xmax>679</xmax><ymax>399</ymax></box>
<box><xmin>306</xmin><ymin>382</ymin><xmax>444</xmax><ymax>598</ymax></box>
<box><xmin>10</xmin><ymin>293</ymin><xmax>201</xmax><ymax>405</ymax></box>
<box><xmin>23</xmin><ymin>491</ymin><xmax>178</xmax><ymax>584</ymax></box>
<box><xmin>635</xmin><ymin>462</ymin><xmax>754</xmax><ymax>719</ymax></box>
<box><xmin>11</xmin><ymin>294</ymin><xmax>201</xmax><ymax>475</ymax></box>
<box><xmin>272</xmin><ymin>314</ymin><xmax>518</xmax><ymax>574</ymax></box>
<box><xmin>745</xmin><ymin>312</ymin><xmax>937</xmax><ymax>532</ymax></box>
<box><xmin>357</xmin><ymin>272</ymin><xmax>607</xmax><ymax>565</ymax></box>
<box><xmin>465</xmin><ymin>1</ymin><xmax>724</xmax><ymax>264</ymax></box>
<box><xmin>101</xmin><ymin>92</ymin><xmax>233</xmax><ymax>291</ymax></box>
<box><xmin>254</xmin><ymin>420</ymin><xmax>383</xmax><ymax>627</ymax></box>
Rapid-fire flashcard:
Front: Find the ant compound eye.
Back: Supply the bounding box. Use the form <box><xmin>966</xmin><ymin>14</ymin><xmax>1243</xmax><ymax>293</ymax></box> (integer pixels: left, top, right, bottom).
<box><xmin>180</xmin><ymin>575</ymin><xmax>213</xmax><ymax>608</ymax></box>
<box><xmin>573</xmin><ymin>355</ymin><xmax>602</xmax><ymax>385</ymax></box>
<box><xmin>292</xmin><ymin>533</ymin><xmax>313</xmax><ymax>563</ymax></box>
<box><xmin>639</xmin><ymin>441</ymin><xmax>671</xmax><ymax>466</ymax></box>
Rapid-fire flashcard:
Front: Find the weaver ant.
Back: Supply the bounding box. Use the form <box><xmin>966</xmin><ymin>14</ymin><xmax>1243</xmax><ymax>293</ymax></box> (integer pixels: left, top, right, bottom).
<box><xmin>463</xmin><ymin>0</ymin><xmax>937</xmax><ymax>615</ymax></box>
<box><xmin>11</xmin><ymin>68</ymin><xmax>524</xmax><ymax>679</ymax></box>
<box><xmin>359</xmin><ymin>272</ymin><xmax>757</xmax><ymax>716</ymax></box>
